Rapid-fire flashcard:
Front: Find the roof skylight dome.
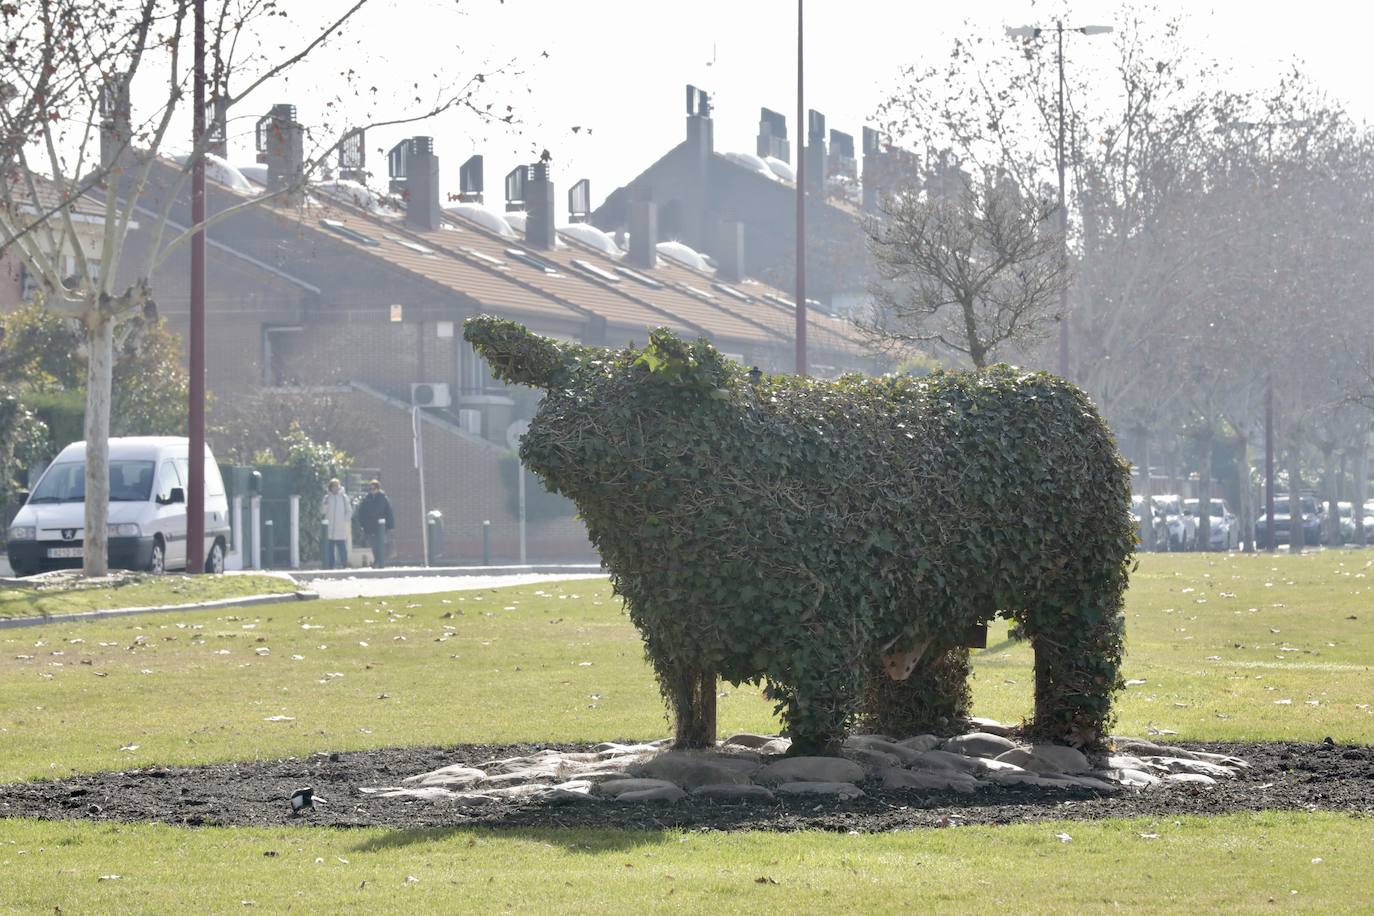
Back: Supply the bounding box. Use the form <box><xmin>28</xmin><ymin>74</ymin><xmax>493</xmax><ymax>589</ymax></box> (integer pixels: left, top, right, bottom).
<box><xmin>446</xmin><ymin>202</ymin><xmax>517</xmax><ymax>238</ymax></box>
<box><xmin>560</xmin><ymin>222</ymin><xmax>623</xmax><ymax>257</ymax></box>
<box><xmin>656</xmin><ymin>240</ymin><xmax>712</xmax><ymax>271</ymax></box>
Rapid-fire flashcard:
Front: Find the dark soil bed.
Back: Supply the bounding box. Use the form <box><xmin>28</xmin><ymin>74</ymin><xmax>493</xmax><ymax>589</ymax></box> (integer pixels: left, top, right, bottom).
<box><xmin>1</xmin><ymin>740</ymin><xmax>1371</xmax><ymax>833</ymax></box>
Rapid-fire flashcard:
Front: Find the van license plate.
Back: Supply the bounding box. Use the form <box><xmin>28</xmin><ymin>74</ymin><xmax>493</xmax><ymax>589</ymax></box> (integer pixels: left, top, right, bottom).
<box><xmin>47</xmin><ymin>547</ymin><xmax>83</xmax><ymax>558</ymax></box>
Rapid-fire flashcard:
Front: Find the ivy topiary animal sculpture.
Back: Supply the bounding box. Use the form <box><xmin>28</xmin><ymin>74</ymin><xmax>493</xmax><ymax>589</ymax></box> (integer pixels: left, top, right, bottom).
<box><xmin>464</xmin><ymin>316</ymin><xmax>1135</xmax><ymax>754</ymax></box>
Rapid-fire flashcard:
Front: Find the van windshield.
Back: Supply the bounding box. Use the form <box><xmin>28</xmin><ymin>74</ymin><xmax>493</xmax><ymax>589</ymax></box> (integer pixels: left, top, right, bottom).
<box><xmin>29</xmin><ymin>460</ymin><xmax>158</xmax><ymax>503</ymax></box>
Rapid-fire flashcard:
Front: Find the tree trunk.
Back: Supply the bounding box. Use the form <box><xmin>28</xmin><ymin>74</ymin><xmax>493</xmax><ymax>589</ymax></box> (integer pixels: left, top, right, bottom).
<box><xmin>1236</xmin><ymin>435</ymin><xmax>1254</xmax><ymax>553</ymax></box>
<box><xmin>671</xmin><ymin>666</ymin><xmax>717</xmax><ymax>749</ymax></box>
<box><xmin>1323</xmin><ymin>447</ymin><xmax>1338</xmax><ymax>546</ymax></box>
<box><xmin>1289</xmin><ymin>448</ymin><xmax>1304</xmax><ymax>555</ymax></box>
<box><xmin>1355</xmin><ymin>434</ymin><xmax>1369</xmax><ymax>548</ymax></box>
<box><xmin>82</xmin><ymin>310</ymin><xmax>115</xmax><ymax>577</ymax></box>
<box><xmin>1139</xmin><ymin>429</ymin><xmax>1154</xmax><ymax>551</ymax></box>
<box><xmin>1196</xmin><ymin>434</ymin><xmax>1212</xmax><ymax>551</ymax></box>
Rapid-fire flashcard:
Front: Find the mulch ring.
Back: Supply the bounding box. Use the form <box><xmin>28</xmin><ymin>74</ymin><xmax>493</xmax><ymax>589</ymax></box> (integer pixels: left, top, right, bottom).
<box><xmin>1</xmin><ymin>740</ymin><xmax>1371</xmax><ymax>833</ymax></box>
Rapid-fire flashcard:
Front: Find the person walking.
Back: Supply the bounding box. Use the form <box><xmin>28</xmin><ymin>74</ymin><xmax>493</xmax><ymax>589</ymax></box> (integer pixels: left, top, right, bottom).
<box><xmin>356</xmin><ymin>479</ymin><xmax>395</xmax><ymax>568</ymax></box>
<box><xmin>321</xmin><ymin>477</ymin><xmax>352</xmax><ymax>569</ymax></box>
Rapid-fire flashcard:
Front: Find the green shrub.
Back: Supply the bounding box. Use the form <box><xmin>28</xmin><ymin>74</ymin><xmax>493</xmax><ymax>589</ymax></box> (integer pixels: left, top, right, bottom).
<box><xmin>465</xmin><ymin>317</ymin><xmax>1134</xmax><ymax>752</ymax></box>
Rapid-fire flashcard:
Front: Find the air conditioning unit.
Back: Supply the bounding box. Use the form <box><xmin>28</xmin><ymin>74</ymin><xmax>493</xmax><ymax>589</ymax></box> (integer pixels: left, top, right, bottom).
<box><xmin>411</xmin><ymin>382</ymin><xmax>451</xmax><ymax>408</ymax></box>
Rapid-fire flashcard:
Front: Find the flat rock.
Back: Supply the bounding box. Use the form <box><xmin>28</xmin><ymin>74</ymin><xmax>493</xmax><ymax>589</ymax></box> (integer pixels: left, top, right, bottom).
<box><xmin>967</xmin><ymin>716</ymin><xmax>1017</xmax><ymax>737</ymax></box>
<box><xmin>975</xmin><ymin>758</ymin><xmax>1029</xmax><ymax>776</ymax></box>
<box><xmin>773</xmin><ymin>781</ymin><xmax>866</xmax><ymax>799</ymax></box>
<box><xmin>480</xmin><ymin>766</ymin><xmax>560</xmax><ymax>788</ymax></box>
<box><xmin>635</xmin><ymin>751</ymin><xmax>759</xmax><ymax>788</ymax></box>
<box><xmin>1141</xmin><ymin>756</ymin><xmax>1237</xmax><ymax>779</ymax></box>
<box><xmin>908</xmin><ymin>750</ymin><xmax>983</xmax><ymax>775</ymax></box>
<box><xmin>844</xmin><ymin>736</ymin><xmax>925</xmax><ymax>765</ymax></box>
<box><xmin>841</xmin><ymin>747</ymin><xmax>902</xmax><ymax>768</ymax></box>
<box><xmin>1112</xmin><ymin>739</ymin><xmax>1201</xmax><ymax>760</ymax></box>
<box><xmin>984</xmin><ymin>771</ymin><xmax>1066</xmax><ymax>788</ymax></box>
<box><xmin>615</xmin><ymin>785</ymin><xmax>687</xmax><ymax>803</ymax></box>
<box><xmin>1096</xmin><ymin>767</ymin><xmax>1160</xmax><ymax>788</ymax></box>
<box><xmin>755</xmin><ymin>756</ymin><xmax>865</xmax><ymax>786</ymax></box>
<box><xmin>1162</xmin><ymin>772</ymin><xmax>1218</xmax><ymax>786</ymax></box>
<box><xmin>721</xmin><ymin>733</ymin><xmax>775</xmax><ymax>749</ymax></box>
<box><xmin>995</xmin><ymin>744</ymin><xmax>1091</xmax><ymax>775</ymax></box>
<box><xmin>757</xmin><ymin>738</ymin><xmax>793</xmax><ymax>755</ymax></box>
<box><xmin>896</xmin><ymin>735</ymin><xmax>942</xmax><ymax>752</ymax></box>
<box><xmin>596</xmin><ymin>778</ymin><xmax>682</xmax><ymax>798</ymax></box>
<box><xmin>402</xmin><ymin>765</ymin><xmax>486</xmax><ymax>789</ymax></box>
<box><xmin>878</xmin><ymin>767</ymin><xmax>978</xmax><ymax>793</ymax></box>
<box><xmin>1052</xmin><ymin>774</ymin><xmax>1120</xmax><ymax>792</ymax></box>
<box><xmin>942</xmin><ymin>732</ymin><xmax>1019</xmax><ymax>758</ymax></box>
<box><xmin>690</xmin><ymin>783</ymin><xmax>776</xmax><ymax>802</ymax></box>
<box><xmin>478</xmin><ymin>783</ymin><xmax>555</xmax><ymax>800</ymax></box>
<box><xmin>362</xmin><ymin>786</ymin><xmax>458</xmax><ymax>801</ymax></box>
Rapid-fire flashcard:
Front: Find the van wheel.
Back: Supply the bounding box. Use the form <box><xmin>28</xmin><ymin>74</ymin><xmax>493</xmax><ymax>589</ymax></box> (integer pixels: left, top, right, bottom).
<box><xmin>148</xmin><ymin>538</ymin><xmax>165</xmax><ymax>575</ymax></box>
<box><xmin>205</xmin><ymin>539</ymin><xmax>225</xmax><ymax>575</ymax></box>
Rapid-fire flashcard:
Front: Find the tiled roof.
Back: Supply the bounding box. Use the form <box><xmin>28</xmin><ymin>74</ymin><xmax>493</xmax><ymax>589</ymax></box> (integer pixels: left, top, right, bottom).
<box><xmin>175</xmin><ymin>156</ymin><xmax>867</xmax><ymax>365</ymax></box>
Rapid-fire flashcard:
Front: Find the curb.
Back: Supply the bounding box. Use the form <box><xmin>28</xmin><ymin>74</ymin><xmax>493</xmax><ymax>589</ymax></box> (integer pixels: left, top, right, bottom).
<box><xmin>292</xmin><ymin>564</ymin><xmax>604</xmax><ymax>581</ymax></box>
<box><xmin>0</xmin><ymin>590</ymin><xmax>319</xmax><ymax>630</ymax></box>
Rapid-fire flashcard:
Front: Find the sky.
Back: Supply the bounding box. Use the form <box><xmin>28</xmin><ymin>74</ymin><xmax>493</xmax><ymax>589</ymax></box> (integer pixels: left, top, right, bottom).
<box><xmin>208</xmin><ymin>0</ymin><xmax>1374</xmax><ymax>219</ymax></box>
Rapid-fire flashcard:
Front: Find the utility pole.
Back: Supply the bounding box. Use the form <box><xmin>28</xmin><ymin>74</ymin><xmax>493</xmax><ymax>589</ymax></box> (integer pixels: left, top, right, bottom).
<box><xmin>1005</xmin><ymin>21</ymin><xmax>1112</xmax><ymax>381</ymax></box>
<box><xmin>794</xmin><ymin>0</ymin><xmax>807</xmax><ymax>376</ymax></box>
<box><xmin>1055</xmin><ymin>22</ymin><xmax>1068</xmax><ymax>379</ymax></box>
<box><xmin>187</xmin><ymin>0</ymin><xmax>207</xmax><ymax>573</ymax></box>
<box><xmin>1265</xmin><ymin>379</ymin><xmax>1275</xmax><ymax>550</ymax></box>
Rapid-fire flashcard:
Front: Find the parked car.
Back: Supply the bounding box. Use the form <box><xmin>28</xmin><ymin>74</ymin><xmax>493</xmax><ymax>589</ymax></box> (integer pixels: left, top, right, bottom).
<box><xmin>1336</xmin><ymin>501</ymin><xmax>1356</xmax><ymax>544</ymax></box>
<box><xmin>1253</xmin><ymin>495</ymin><xmax>1323</xmax><ymax>548</ymax></box>
<box><xmin>1183</xmin><ymin>497</ymin><xmax>1239</xmax><ymax>550</ymax></box>
<box><xmin>1151</xmin><ymin>494</ymin><xmax>1197</xmax><ymax>551</ymax></box>
<box><xmin>5</xmin><ymin>437</ymin><xmax>231</xmax><ymax>576</ymax></box>
<box><xmin>1131</xmin><ymin>496</ymin><xmax>1168</xmax><ymax>551</ymax></box>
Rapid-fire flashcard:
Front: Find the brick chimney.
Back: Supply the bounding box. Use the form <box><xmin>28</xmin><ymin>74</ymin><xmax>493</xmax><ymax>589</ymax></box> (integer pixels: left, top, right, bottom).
<box><xmin>525</xmin><ymin>159</ymin><xmax>556</xmax><ymax>250</ymax></box>
<box><xmin>627</xmin><ymin>191</ymin><xmax>657</xmax><ymax>269</ymax></box>
<box><xmin>255</xmin><ymin>104</ymin><xmax>304</xmax><ymax>202</ymax></box>
<box><xmin>715</xmin><ymin>219</ymin><xmax>745</xmax><ymax>282</ymax></box>
<box><xmin>99</xmin><ymin>77</ymin><xmax>132</xmax><ymax>171</ymax></box>
<box><xmin>407</xmin><ymin>137</ymin><xmax>440</xmax><ymax>231</ymax></box>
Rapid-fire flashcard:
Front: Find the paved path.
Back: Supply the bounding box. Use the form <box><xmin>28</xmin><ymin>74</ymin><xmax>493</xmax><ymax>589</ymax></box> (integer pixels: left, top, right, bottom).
<box><xmin>307</xmin><ymin>572</ymin><xmax>607</xmax><ymax>600</ymax></box>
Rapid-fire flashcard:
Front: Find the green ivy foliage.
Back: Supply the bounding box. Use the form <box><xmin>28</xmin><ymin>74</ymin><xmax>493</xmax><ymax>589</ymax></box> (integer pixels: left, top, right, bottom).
<box><xmin>465</xmin><ymin>317</ymin><xmax>1135</xmax><ymax>752</ymax></box>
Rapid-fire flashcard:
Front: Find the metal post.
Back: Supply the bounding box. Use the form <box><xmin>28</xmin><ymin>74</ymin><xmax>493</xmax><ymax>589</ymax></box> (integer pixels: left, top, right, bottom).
<box><xmin>187</xmin><ymin>0</ymin><xmax>207</xmax><ymax>572</ymax></box>
<box><xmin>482</xmin><ymin>519</ymin><xmax>490</xmax><ymax>566</ymax></box>
<box><xmin>518</xmin><ymin>462</ymin><xmax>527</xmax><ymax>565</ymax></box>
<box><xmin>794</xmin><ymin>0</ymin><xmax>807</xmax><ymax>377</ymax></box>
<box><xmin>1056</xmin><ymin>21</ymin><xmax>1069</xmax><ymax>380</ymax></box>
<box><xmin>320</xmin><ymin>520</ymin><xmax>329</xmax><ymax>567</ymax></box>
<box><xmin>263</xmin><ymin>519</ymin><xmax>274</xmax><ymax>570</ymax></box>
<box><xmin>414</xmin><ymin>404</ymin><xmax>430</xmax><ymax>567</ymax></box>
<box><xmin>1265</xmin><ymin>379</ymin><xmax>1275</xmax><ymax>551</ymax></box>
<box><xmin>249</xmin><ymin>496</ymin><xmax>261</xmax><ymax>570</ymax></box>
<box><xmin>376</xmin><ymin>518</ymin><xmax>387</xmax><ymax>569</ymax></box>
<box><xmin>288</xmin><ymin>495</ymin><xmax>300</xmax><ymax>568</ymax></box>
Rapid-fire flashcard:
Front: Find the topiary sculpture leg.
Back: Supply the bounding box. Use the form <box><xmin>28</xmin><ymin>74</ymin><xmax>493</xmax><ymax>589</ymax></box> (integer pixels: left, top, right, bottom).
<box><xmin>667</xmin><ymin>665</ymin><xmax>717</xmax><ymax>749</ymax></box>
<box><xmin>1025</xmin><ymin>590</ymin><xmax>1125</xmax><ymax>749</ymax></box>
<box><xmin>859</xmin><ymin>646</ymin><xmax>971</xmax><ymax>737</ymax></box>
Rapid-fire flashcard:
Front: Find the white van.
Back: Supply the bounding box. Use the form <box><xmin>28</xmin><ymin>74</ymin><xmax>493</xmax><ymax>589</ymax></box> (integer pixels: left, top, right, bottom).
<box><xmin>6</xmin><ymin>437</ymin><xmax>231</xmax><ymax>576</ymax></box>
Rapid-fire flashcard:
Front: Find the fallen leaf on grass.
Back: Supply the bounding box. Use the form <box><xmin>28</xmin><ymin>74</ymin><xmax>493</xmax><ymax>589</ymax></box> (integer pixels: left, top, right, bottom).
<box><xmin>1139</xmin><ymin>833</ymin><xmax>1159</xmax><ymax>840</ymax></box>
<box><xmin>264</xmin><ymin>716</ymin><xmax>295</xmax><ymax>722</ymax></box>
<box><xmin>754</xmin><ymin>876</ymin><xmax>779</xmax><ymax>885</ymax></box>
<box><xmin>1054</xmin><ymin>832</ymin><xmax>1073</xmax><ymax>843</ymax></box>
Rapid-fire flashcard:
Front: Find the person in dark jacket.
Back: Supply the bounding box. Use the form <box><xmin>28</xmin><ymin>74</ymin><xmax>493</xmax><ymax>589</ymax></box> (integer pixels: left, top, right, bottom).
<box><xmin>356</xmin><ymin>479</ymin><xmax>395</xmax><ymax>568</ymax></box>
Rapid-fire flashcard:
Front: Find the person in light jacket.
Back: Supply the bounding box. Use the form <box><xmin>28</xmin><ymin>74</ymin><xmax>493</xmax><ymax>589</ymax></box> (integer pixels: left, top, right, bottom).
<box><xmin>321</xmin><ymin>478</ymin><xmax>352</xmax><ymax>569</ymax></box>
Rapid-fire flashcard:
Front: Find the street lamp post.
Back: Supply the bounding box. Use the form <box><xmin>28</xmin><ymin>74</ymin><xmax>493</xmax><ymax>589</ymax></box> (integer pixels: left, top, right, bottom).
<box><xmin>1006</xmin><ymin>21</ymin><xmax>1113</xmax><ymax>381</ymax></box>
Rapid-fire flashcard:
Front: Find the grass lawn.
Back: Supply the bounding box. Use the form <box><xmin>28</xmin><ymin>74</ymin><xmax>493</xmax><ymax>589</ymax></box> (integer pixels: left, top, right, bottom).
<box><xmin>2</xmin><ymin>551</ymin><xmax>1372</xmax><ymax>911</ymax></box>
<box><xmin>3</xmin><ymin>812</ymin><xmax>1370</xmax><ymax>913</ymax></box>
<box><xmin>0</xmin><ymin>573</ymin><xmax>299</xmax><ymax>621</ymax></box>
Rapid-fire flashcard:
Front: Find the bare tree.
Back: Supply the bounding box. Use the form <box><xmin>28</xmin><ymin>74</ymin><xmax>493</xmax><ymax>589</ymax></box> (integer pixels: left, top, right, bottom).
<box><xmin>1</xmin><ymin>0</ymin><xmax>520</xmax><ymax>575</ymax></box>
<box><xmin>863</xmin><ymin>165</ymin><xmax>1066</xmax><ymax>368</ymax></box>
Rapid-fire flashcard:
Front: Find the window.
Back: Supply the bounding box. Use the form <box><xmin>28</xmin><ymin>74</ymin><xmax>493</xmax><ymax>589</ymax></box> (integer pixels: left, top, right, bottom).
<box><xmin>173</xmin><ymin>458</ymin><xmax>226</xmax><ymax>498</ymax></box>
<box><xmin>460</xmin><ymin>341</ymin><xmax>503</xmax><ymax>396</ymax></box>
<box><xmin>155</xmin><ymin>460</ymin><xmax>181</xmax><ymax>504</ymax></box>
